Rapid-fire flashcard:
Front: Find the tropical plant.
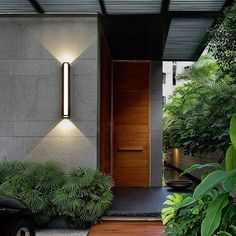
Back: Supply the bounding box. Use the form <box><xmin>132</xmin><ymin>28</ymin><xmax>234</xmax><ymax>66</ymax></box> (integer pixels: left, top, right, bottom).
<box><xmin>208</xmin><ymin>2</ymin><xmax>236</xmax><ymax>79</ymax></box>
<box><xmin>0</xmin><ymin>161</ymin><xmax>113</xmax><ymax>228</ymax></box>
<box><xmin>52</xmin><ymin>168</ymin><xmax>113</xmax><ymax>228</ymax></box>
<box><xmin>162</xmin><ymin>191</ymin><xmax>217</xmax><ymax>236</ymax></box>
<box><xmin>162</xmin><ymin>115</ymin><xmax>236</xmax><ymax>236</ymax></box>
<box><xmin>163</xmin><ymin>55</ymin><xmax>236</xmax><ymax>158</ymax></box>
<box><xmin>0</xmin><ymin>161</ymin><xmax>64</xmax><ymax>225</ymax></box>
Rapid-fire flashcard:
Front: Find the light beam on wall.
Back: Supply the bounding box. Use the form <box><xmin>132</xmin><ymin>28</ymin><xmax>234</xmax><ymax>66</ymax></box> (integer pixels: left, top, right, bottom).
<box><xmin>62</xmin><ymin>62</ymin><xmax>70</xmax><ymax>118</ymax></box>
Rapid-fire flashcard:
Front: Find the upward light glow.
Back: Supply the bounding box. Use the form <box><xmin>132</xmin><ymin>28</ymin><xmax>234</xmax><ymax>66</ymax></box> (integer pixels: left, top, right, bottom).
<box><xmin>56</xmin><ymin>119</ymin><xmax>75</xmax><ymax>132</ymax></box>
<box><xmin>62</xmin><ymin>62</ymin><xmax>70</xmax><ymax>118</ymax></box>
<box><xmin>58</xmin><ymin>55</ymin><xmax>75</xmax><ymax>64</ymax></box>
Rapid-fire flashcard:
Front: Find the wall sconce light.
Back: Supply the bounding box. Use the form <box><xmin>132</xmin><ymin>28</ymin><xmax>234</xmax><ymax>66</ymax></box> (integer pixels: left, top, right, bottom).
<box><xmin>62</xmin><ymin>62</ymin><xmax>70</xmax><ymax>118</ymax></box>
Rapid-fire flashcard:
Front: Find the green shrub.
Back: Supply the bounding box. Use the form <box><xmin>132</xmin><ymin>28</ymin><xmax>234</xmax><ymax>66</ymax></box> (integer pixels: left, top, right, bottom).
<box><xmin>162</xmin><ymin>115</ymin><xmax>236</xmax><ymax>236</ymax></box>
<box><xmin>209</xmin><ymin>3</ymin><xmax>236</xmax><ymax>79</ymax></box>
<box><xmin>0</xmin><ymin>161</ymin><xmax>113</xmax><ymax>229</ymax></box>
<box><xmin>162</xmin><ymin>193</ymin><xmax>209</xmax><ymax>236</ymax></box>
<box><xmin>52</xmin><ymin>168</ymin><xmax>113</xmax><ymax>228</ymax></box>
<box><xmin>163</xmin><ymin>55</ymin><xmax>236</xmax><ymax>158</ymax></box>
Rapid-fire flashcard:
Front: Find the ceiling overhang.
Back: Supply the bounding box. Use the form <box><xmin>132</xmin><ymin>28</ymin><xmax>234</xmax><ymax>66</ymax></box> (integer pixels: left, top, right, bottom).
<box><xmin>0</xmin><ymin>0</ymin><xmax>233</xmax><ymax>60</ymax></box>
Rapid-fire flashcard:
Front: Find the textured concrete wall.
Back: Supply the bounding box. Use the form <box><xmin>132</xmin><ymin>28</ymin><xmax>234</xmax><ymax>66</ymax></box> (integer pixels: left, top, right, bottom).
<box><xmin>170</xmin><ymin>150</ymin><xmax>220</xmax><ymax>179</ymax></box>
<box><xmin>0</xmin><ymin>16</ymin><xmax>98</xmax><ymax>171</ymax></box>
<box><xmin>151</xmin><ymin>61</ymin><xmax>163</xmax><ymax>186</ymax></box>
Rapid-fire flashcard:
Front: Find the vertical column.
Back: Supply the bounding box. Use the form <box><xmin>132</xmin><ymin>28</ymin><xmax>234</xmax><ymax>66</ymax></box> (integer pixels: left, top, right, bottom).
<box><xmin>151</xmin><ymin>61</ymin><xmax>163</xmax><ymax>187</ymax></box>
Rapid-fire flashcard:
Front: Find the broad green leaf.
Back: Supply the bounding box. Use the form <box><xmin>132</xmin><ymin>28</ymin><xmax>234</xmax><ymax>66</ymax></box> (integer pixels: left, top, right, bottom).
<box><xmin>161</xmin><ymin>207</ymin><xmax>173</xmax><ymax>213</ymax></box>
<box><xmin>221</xmin><ymin>203</ymin><xmax>236</xmax><ymax>231</ymax></box>
<box><xmin>162</xmin><ymin>212</ymin><xmax>174</xmax><ymax>224</ymax></box>
<box><xmin>223</xmin><ymin>170</ymin><xmax>236</xmax><ymax>192</ymax></box>
<box><xmin>193</xmin><ymin>170</ymin><xmax>228</xmax><ymax>200</ymax></box>
<box><xmin>226</xmin><ymin>145</ymin><xmax>236</xmax><ymax>171</ymax></box>
<box><xmin>201</xmin><ymin>172</ymin><xmax>211</xmax><ymax>180</ymax></box>
<box><xmin>230</xmin><ymin>225</ymin><xmax>236</xmax><ymax>233</ymax></box>
<box><xmin>163</xmin><ymin>199</ymin><xmax>175</xmax><ymax>205</ymax></box>
<box><xmin>192</xmin><ymin>206</ymin><xmax>200</xmax><ymax>214</ymax></box>
<box><xmin>163</xmin><ymin>193</ymin><xmax>185</xmax><ymax>206</ymax></box>
<box><xmin>179</xmin><ymin>196</ymin><xmax>195</xmax><ymax>208</ymax></box>
<box><xmin>201</xmin><ymin>194</ymin><xmax>229</xmax><ymax>236</ymax></box>
<box><xmin>230</xmin><ymin>114</ymin><xmax>236</xmax><ymax>149</ymax></box>
<box><xmin>180</xmin><ymin>163</ymin><xmax>223</xmax><ymax>177</ymax></box>
<box><xmin>161</xmin><ymin>207</ymin><xmax>175</xmax><ymax>224</ymax></box>
<box><xmin>218</xmin><ymin>231</ymin><xmax>232</xmax><ymax>236</ymax></box>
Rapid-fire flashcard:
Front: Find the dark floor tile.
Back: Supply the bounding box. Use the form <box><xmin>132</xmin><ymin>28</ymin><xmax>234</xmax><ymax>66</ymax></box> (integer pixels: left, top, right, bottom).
<box><xmin>151</xmin><ymin>187</ymin><xmax>193</xmax><ymax>212</ymax></box>
<box><xmin>105</xmin><ymin>187</ymin><xmax>193</xmax><ymax>217</ymax></box>
<box><xmin>106</xmin><ymin>187</ymin><xmax>157</xmax><ymax>216</ymax></box>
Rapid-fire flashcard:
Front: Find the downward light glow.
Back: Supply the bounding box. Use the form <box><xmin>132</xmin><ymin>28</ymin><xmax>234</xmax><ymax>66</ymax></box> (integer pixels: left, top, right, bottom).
<box><xmin>62</xmin><ymin>62</ymin><xmax>70</xmax><ymax>118</ymax></box>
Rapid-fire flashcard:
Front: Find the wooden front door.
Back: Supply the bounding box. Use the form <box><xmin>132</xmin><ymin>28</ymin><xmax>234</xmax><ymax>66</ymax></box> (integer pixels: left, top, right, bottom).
<box><xmin>112</xmin><ymin>61</ymin><xmax>150</xmax><ymax>187</ymax></box>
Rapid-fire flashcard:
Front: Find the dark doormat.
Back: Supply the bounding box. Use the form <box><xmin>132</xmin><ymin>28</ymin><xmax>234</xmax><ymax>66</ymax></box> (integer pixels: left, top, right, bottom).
<box><xmin>104</xmin><ymin>187</ymin><xmax>192</xmax><ymax>217</ymax></box>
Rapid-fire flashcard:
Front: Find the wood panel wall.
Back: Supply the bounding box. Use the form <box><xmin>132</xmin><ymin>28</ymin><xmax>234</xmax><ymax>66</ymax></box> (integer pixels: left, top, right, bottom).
<box><xmin>100</xmin><ymin>34</ymin><xmax>112</xmax><ymax>174</ymax></box>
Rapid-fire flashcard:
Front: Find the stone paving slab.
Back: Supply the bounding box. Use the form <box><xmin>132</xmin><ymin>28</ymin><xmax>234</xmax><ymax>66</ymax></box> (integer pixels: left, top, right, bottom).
<box><xmin>36</xmin><ymin>229</ymin><xmax>88</xmax><ymax>236</ymax></box>
<box><xmin>105</xmin><ymin>187</ymin><xmax>193</xmax><ymax>217</ymax></box>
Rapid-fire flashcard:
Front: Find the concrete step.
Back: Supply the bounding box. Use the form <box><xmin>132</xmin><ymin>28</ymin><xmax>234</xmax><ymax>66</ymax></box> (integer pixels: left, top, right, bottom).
<box><xmin>101</xmin><ymin>216</ymin><xmax>162</xmax><ymax>221</ymax></box>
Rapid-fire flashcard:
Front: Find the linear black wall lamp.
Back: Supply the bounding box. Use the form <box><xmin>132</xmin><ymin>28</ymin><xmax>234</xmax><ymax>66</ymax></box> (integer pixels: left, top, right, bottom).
<box><xmin>62</xmin><ymin>62</ymin><xmax>70</xmax><ymax>118</ymax></box>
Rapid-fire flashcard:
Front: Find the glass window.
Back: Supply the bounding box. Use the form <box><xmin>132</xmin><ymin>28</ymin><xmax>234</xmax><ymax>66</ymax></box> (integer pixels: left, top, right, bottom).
<box><xmin>162</xmin><ymin>96</ymin><xmax>166</xmax><ymax>105</ymax></box>
<box><xmin>163</xmin><ymin>73</ymin><xmax>166</xmax><ymax>84</ymax></box>
<box><xmin>173</xmin><ymin>65</ymin><xmax>176</xmax><ymax>85</ymax></box>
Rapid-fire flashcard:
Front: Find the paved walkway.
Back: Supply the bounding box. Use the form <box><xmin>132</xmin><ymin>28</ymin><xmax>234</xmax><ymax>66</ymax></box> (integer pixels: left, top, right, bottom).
<box><xmin>105</xmin><ymin>187</ymin><xmax>192</xmax><ymax>217</ymax></box>
<box><xmin>36</xmin><ymin>229</ymin><xmax>88</xmax><ymax>235</ymax></box>
<box><xmin>88</xmin><ymin>221</ymin><xmax>164</xmax><ymax>236</ymax></box>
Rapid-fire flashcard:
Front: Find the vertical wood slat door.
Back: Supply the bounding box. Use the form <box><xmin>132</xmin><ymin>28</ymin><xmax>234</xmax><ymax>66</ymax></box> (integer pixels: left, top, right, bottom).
<box><xmin>113</xmin><ymin>61</ymin><xmax>150</xmax><ymax>187</ymax></box>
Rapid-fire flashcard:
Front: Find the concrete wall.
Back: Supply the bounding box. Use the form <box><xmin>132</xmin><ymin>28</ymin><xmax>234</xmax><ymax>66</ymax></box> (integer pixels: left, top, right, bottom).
<box><xmin>0</xmin><ymin>16</ymin><xmax>99</xmax><ymax>171</ymax></box>
<box><xmin>151</xmin><ymin>61</ymin><xmax>163</xmax><ymax>186</ymax></box>
<box><xmin>169</xmin><ymin>149</ymin><xmax>221</xmax><ymax>179</ymax></box>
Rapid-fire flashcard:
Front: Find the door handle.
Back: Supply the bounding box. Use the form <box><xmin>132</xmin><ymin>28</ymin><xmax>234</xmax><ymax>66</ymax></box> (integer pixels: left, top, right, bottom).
<box><xmin>117</xmin><ymin>147</ymin><xmax>144</xmax><ymax>151</ymax></box>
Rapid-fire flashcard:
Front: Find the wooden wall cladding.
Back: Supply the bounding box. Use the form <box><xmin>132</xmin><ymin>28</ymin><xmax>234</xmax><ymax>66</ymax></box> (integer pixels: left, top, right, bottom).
<box><xmin>100</xmin><ymin>34</ymin><xmax>112</xmax><ymax>174</ymax></box>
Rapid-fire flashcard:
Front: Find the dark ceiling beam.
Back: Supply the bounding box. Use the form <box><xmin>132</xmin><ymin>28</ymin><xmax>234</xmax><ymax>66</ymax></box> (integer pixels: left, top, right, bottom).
<box><xmin>98</xmin><ymin>0</ymin><xmax>107</xmax><ymax>15</ymax></box>
<box><xmin>102</xmin><ymin>15</ymin><xmax>163</xmax><ymax>60</ymax></box>
<box><xmin>170</xmin><ymin>11</ymin><xmax>218</xmax><ymax>18</ymax></box>
<box><xmin>28</xmin><ymin>0</ymin><xmax>44</xmax><ymax>13</ymax></box>
<box><xmin>224</xmin><ymin>0</ymin><xmax>234</xmax><ymax>7</ymax></box>
<box><xmin>160</xmin><ymin>0</ymin><xmax>171</xmax><ymax>58</ymax></box>
<box><xmin>161</xmin><ymin>0</ymin><xmax>170</xmax><ymax>13</ymax></box>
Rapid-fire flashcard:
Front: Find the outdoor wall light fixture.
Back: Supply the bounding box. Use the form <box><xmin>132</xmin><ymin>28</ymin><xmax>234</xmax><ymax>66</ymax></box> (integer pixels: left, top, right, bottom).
<box><xmin>62</xmin><ymin>62</ymin><xmax>70</xmax><ymax>118</ymax></box>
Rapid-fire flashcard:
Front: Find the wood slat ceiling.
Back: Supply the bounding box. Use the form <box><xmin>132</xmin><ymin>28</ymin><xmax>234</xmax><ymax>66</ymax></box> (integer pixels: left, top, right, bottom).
<box><xmin>104</xmin><ymin>0</ymin><xmax>162</xmax><ymax>14</ymax></box>
<box><xmin>163</xmin><ymin>17</ymin><xmax>214</xmax><ymax>60</ymax></box>
<box><xmin>0</xmin><ymin>0</ymin><xmax>227</xmax><ymax>14</ymax></box>
<box><xmin>169</xmin><ymin>0</ymin><xmax>226</xmax><ymax>11</ymax></box>
<box><xmin>38</xmin><ymin>0</ymin><xmax>101</xmax><ymax>13</ymax></box>
<box><xmin>0</xmin><ymin>0</ymin><xmax>34</xmax><ymax>13</ymax></box>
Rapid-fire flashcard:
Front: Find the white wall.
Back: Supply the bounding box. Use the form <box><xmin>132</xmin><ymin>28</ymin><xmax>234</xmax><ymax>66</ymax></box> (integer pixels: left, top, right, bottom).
<box><xmin>162</xmin><ymin>61</ymin><xmax>193</xmax><ymax>104</ymax></box>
